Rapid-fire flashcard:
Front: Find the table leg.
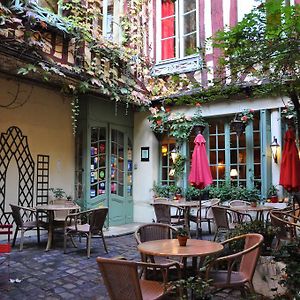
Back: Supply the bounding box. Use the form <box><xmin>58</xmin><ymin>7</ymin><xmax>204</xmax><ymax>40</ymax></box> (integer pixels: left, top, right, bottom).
<box><xmin>45</xmin><ymin>211</ymin><xmax>53</xmax><ymax>251</ymax></box>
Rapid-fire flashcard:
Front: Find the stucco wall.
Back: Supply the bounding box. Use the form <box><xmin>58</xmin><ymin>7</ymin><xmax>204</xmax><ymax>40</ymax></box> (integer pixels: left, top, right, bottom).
<box><xmin>132</xmin><ymin>96</ymin><xmax>286</xmax><ymax>222</ymax></box>
<box><xmin>0</xmin><ymin>77</ymin><xmax>74</xmax><ymax>211</ymax></box>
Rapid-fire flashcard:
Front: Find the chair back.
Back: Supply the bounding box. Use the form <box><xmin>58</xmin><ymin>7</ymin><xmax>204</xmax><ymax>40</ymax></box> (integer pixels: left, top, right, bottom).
<box><xmin>211</xmin><ymin>206</ymin><xmax>230</xmax><ymax>229</ymax></box>
<box><xmin>270</xmin><ymin>210</ymin><xmax>296</xmax><ymax>241</ymax></box>
<box><xmin>152</xmin><ymin>203</ymin><xmax>171</xmax><ymax>224</ymax></box>
<box><xmin>135</xmin><ymin>223</ymin><xmax>177</xmax><ymax>244</ymax></box>
<box><xmin>97</xmin><ymin>257</ymin><xmax>143</xmax><ymax>300</ymax></box>
<box><xmin>239</xmin><ymin>233</ymin><xmax>264</xmax><ymax>281</ymax></box>
<box><xmin>10</xmin><ymin>204</ymin><xmax>23</xmax><ymax>227</ymax></box>
<box><xmin>89</xmin><ymin>208</ymin><xmax>108</xmax><ymax>234</ymax></box>
<box><xmin>205</xmin><ymin>198</ymin><xmax>220</xmax><ymax>218</ymax></box>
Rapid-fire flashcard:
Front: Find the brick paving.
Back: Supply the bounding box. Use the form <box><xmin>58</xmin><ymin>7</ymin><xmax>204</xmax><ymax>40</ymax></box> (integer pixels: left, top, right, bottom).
<box><xmin>0</xmin><ymin>232</ymin><xmax>248</xmax><ymax>300</ymax></box>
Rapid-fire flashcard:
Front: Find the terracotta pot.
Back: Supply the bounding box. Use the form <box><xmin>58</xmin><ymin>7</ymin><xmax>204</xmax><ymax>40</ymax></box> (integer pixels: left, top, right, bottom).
<box><xmin>177</xmin><ymin>236</ymin><xmax>188</xmax><ymax>247</ymax></box>
<box><xmin>270</xmin><ymin>196</ymin><xmax>278</xmax><ymax>203</ymax></box>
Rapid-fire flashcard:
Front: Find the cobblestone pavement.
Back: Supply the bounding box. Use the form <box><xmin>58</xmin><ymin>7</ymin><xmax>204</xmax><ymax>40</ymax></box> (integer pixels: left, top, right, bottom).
<box><xmin>0</xmin><ymin>233</ymin><xmax>245</xmax><ymax>300</ymax></box>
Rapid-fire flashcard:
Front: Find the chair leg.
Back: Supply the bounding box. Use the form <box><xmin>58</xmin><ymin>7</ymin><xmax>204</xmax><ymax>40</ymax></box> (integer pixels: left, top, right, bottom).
<box><xmin>12</xmin><ymin>226</ymin><xmax>19</xmax><ymax>247</ymax></box>
<box><xmin>207</xmin><ymin>220</ymin><xmax>211</xmax><ymax>235</ymax></box>
<box><xmin>87</xmin><ymin>233</ymin><xmax>92</xmax><ymax>258</ymax></box>
<box><xmin>101</xmin><ymin>231</ymin><xmax>108</xmax><ymax>253</ymax></box>
<box><xmin>37</xmin><ymin>224</ymin><xmax>40</xmax><ymax>244</ymax></box>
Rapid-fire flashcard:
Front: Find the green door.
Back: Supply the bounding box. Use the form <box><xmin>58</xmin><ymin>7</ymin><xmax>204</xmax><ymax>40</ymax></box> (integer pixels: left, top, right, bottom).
<box><xmin>88</xmin><ymin>124</ymin><xmax>133</xmax><ymax>226</ymax></box>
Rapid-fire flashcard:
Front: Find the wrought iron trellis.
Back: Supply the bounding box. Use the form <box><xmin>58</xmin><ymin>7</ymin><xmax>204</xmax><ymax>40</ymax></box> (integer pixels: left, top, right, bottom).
<box><xmin>0</xmin><ymin>127</ymin><xmax>34</xmax><ymax>224</ymax></box>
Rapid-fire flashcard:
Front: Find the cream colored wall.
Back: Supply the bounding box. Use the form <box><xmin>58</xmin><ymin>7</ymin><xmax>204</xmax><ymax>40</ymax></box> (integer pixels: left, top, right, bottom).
<box><xmin>132</xmin><ymin>96</ymin><xmax>286</xmax><ymax>222</ymax></box>
<box><xmin>0</xmin><ymin>77</ymin><xmax>74</xmax><ymax>211</ymax></box>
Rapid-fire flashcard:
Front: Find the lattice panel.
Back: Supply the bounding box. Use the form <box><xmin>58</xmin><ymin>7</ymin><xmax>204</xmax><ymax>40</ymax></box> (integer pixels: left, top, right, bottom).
<box><xmin>0</xmin><ymin>127</ymin><xmax>34</xmax><ymax>224</ymax></box>
<box><xmin>36</xmin><ymin>155</ymin><xmax>49</xmax><ymax>206</ymax></box>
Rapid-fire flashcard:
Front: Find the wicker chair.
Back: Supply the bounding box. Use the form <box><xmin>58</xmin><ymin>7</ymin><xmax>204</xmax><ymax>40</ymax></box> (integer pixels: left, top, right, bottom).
<box><xmin>10</xmin><ymin>204</ymin><xmax>48</xmax><ymax>251</ymax></box>
<box><xmin>134</xmin><ymin>223</ymin><xmax>182</xmax><ymax>280</ymax></box>
<box><xmin>97</xmin><ymin>257</ymin><xmax>180</xmax><ymax>300</ymax></box>
<box><xmin>211</xmin><ymin>206</ymin><xmax>252</xmax><ymax>242</ymax></box>
<box><xmin>64</xmin><ymin>207</ymin><xmax>108</xmax><ymax>258</ymax></box>
<box><xmin>270</xmin><ymin>209</ymin><xmax>300</xmax><ymax>250</ymax></box>
<box><xmin>152</xmin><ymin>203</ymin><xmax>184</xmax><ymax>226</ymax></box>
<box><xmin>189</xmin><ymin>198</ymin><xmax>220</xmax><ymax>238</ymax></box>
<box><xmin>206</xmin><ymin>233</ymin><xmax>264</xmax><ymax>295</ymax></box>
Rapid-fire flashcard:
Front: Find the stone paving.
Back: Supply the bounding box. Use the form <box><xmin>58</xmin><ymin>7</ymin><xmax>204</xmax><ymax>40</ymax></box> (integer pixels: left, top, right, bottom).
<box><xmin>0</xmin><ymin>232</ymin><xmax>248</xmax><ymax>300</ymax></box>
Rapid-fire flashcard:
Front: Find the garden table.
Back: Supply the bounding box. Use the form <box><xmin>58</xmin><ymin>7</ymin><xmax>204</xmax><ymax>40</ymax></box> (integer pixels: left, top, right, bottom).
<box><xmin>138</xmin><ymin>238</ymin><xmax>223</xmax><ymax>276</ymax></box>
<box><xmin>229</xmin><ymin>204</ymin><xmax>274</xmax><ymax>222</ymax></box>
<box><xmin>36</xmin><ymin>203</ymin><xmax>80</xmax><ymax>251</ymax></box>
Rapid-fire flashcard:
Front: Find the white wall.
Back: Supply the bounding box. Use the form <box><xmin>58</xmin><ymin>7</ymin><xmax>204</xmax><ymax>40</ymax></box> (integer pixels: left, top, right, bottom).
<box><xmin>0</xmin><ymin>77</ymin><xmax>75</xmax><ymax>212</ymax></box>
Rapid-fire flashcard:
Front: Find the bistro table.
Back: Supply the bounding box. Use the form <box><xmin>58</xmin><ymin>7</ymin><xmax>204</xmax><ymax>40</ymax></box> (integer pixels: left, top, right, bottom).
<box><xmin>138</xmin><ymin>238</ymin><xmax>224</xmax><ymax>275</ymax></box>
<box><xmin>36</xmin><ymin>203</ymin><xmax>80</xmax><ymax>251</ymax></box>
<box><xmin>152</xmin><ymin>199</ymin><xmax>211</xmax><ymax>233</ymax></box>
<box><xmin>229</xmin><ymin>204</ymin><xmax>274</xmax><ymax>222</ymax></box>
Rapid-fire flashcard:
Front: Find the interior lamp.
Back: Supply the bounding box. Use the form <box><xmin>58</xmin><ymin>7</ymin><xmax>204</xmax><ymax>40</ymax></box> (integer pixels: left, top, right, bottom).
<box><xmin>170</xmin><ymin>148</ymin><xmax>179</xmax><ymax>163</ymax></box>
<box><xmin>161</xmin><ymin>145</ymin><xmax>168</xmax><ymax>156</ymax></box>
<box><xmin>230</xmin><ymin>168</ymin><xmax>238</xmax><ymax>177</ymax></box>
<box><xmin>270</xmin><ymin>136</ymin><xmax>280</xmax><ymax>164</ymax></box>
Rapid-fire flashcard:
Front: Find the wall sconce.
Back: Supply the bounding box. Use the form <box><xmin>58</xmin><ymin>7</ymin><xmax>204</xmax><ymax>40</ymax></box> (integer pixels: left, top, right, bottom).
<box><xmin>270</xmin><ymin>136</ymin><xmax>280</xmax><ymax>164</ymax></box>
<box><xmin>230</xmin><ymin>168</ymin><xmax>238</xmax><ymax>177</ymax></box>
<box><xmin>170</xmin><ymin>148</ymin><xmax>179</xmax><ymax>163</ymax></box>
<box><xmin>161</xmin><ymin>145</ymin><xmax>168</xmax><ymax>156</ymax></box>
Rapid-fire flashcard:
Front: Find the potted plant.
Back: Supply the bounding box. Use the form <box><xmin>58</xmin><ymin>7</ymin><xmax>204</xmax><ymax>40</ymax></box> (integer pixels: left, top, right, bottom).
<box><xmin>268</xmin><ymin>185</ymin><xmax>278</xmax><ymax>203</ymax></box>
<box><xmin>231</xmin><ymin>109</ymin><xmax>255</xmax><ymax>136</ymax></box>
<box><xmin>177</xmin><ymin>227</ymin><xmax>189</xmax><ymax>246</ymax></box>
<box><xmin>147</xmin><ymin>106</ymin><xmax>170</xmax><ymax>139</ymax></box>
<box><xmin>49</xmin><ymin>187</ymin><xmax>67</xmax><ymax>199</ymax></box>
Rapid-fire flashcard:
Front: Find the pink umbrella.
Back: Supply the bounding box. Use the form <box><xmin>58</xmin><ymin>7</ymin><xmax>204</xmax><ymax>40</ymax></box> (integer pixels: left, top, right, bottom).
<box><xmin>189</xmin><ymin>133</ymin><xmax>213</xmax><ymax>189</ymax></box>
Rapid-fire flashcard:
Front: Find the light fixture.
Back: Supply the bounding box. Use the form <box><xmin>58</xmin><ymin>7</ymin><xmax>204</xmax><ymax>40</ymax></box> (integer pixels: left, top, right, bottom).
<box><xmin>230</xmin><ymin>168</ymin><xmax>238</xmax><ymax>177</ymax></box>
<box><xmin>270</xmin><ymin>136</ymin><xmax>280</xmax><ymax>164</ymax></box>
<box><xmin>170</xmin><ymin>148</ymin><xmax>179</xmax><ymax>163</ymax></box>
<box><xmin>161</xmin><ymin>145</ymin><xmax>168</xmax><ymax>156</ymax></box>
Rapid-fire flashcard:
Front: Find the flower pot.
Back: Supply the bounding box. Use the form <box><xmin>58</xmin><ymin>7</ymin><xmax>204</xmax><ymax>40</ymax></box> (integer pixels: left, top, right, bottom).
<box><xmin>177</xmin><ymin>236</ymin><xmax>188</xmax><ymax>247</ymax></box>
<box><xmin>251</xmin><ymin>201</ymin><xmax>257</xmax><ymax>207</ymax></box>
<box><xmin>231</xmin><ymin>120</ymin><xmax>246</xmax><ymax>136</ymax></box>
<box><xmin>270</xmin><ymin>196</ymin><xmax>278</xmax><ymax>203</ymax></box>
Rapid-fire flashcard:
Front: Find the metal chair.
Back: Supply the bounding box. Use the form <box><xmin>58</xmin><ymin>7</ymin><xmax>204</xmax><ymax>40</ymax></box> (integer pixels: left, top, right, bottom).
<box><xmin>206</xmin><ymin>233</ymin><xmax>264</xmax><ymax>296</ymax></box>
<box><xmin>10</xmin><ymin>204</ymin><xmax>48</xmax><ymax>251</ymax></box>
<box><xmin>189</xmin><ymin>198</ymin><xmax>220</xmax><ymax>238</ymax></box>
<box><xmin>64</xmin><ymin>207</ymin><xmax>108</xmax><ymax>258</ymax></box>
<box><xmin>97</xmin><ymin>257</ymin><xmax>180</xmax><ymax>300</ymax></box>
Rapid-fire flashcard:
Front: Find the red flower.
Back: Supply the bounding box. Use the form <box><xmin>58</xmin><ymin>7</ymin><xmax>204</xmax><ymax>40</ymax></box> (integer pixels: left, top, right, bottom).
<box><xmin>156</xmin><ymin>120</ymin><xmax>162</xmax><ymax>125</ymax></box>
<box><xmin>165</xmin><ymin>107</ymin><xmax>171</xmax><ymax>112</ymax></box>
<box><xmin>241</xmin><ymin>116</ymin><xmax>248</xmax><ymax>122</ymax></box>
<box><xmin>196</xmin><ymin>103</ymin><xmax>201</xmax><ymax>107</ymax></box>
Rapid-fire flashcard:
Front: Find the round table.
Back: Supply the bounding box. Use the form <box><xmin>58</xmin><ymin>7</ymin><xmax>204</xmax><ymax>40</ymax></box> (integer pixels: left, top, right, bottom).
<box><xmin>36</xmin><ymin>203</ymin><xmax>80</xmax><ymax>251</ymax></box>
<box><xmin>230</xmin><ymin>205</ymin><xmax>274</xmax><ymax>221</ymax></box>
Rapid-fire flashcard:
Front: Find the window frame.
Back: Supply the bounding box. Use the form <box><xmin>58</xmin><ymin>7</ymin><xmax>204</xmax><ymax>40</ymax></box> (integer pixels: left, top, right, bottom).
<box><xmin>156</xmin><ymin>0</ymin><xmax>200</xmax><ymax>63</ymax></box>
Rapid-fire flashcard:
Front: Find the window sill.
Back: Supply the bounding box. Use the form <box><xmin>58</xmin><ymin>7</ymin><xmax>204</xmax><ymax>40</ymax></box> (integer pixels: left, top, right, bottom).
<box><xmin>151</xmin><ymin>56</ymin><xmax>202</xmax><ymax>76</ymax></box>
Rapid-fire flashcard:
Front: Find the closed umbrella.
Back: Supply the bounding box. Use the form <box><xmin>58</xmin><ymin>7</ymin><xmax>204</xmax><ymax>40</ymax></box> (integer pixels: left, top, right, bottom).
<box><xmin>189</xmin><ymin>133</ymin><xmax>213</xmax><ymax>189</ymax></box>
<box><xmin>279</xmin><ymin>128</ymin><xmax>300</xmax><ymax>192</ymax></box>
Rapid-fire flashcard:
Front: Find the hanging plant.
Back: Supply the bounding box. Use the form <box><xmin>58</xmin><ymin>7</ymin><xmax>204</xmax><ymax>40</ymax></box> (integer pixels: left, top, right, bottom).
<box><xmin>231</xmin><ymin>108</ymin><xmax>255</xmax><ymax>135</ymax></box>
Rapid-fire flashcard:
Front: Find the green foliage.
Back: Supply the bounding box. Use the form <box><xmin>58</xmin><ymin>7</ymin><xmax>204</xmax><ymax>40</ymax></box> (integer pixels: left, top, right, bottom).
<box><xmin>49</xmin><ymin>187</ymin><xmax>66</xmax><ymax>198</ymax></box>
<box><xmin>273</xmin><ymin>239</ymin><xmax>300</xmax><ymax>299</ymax></box>
<box><xmin>173</xmin><ymin>153</ymin><xmax>186</xmax><ymax>180</ymax></box>
<box><xmin>176</xmin><ymin>227</ymin><xmax>189</xmax><ymax>237</ymax></box>
<box><xmin>185</xmin><ymin>186</ymin><xmax>210</xmax><ymax>201</ymax></box>
<box><xmin>152</xmin><ymin>183</ymin><xmax>182</xmax><ymax>198</ymax></box>
<box><xmin>268</xmin><ymin>185</ymin><xmax>279</xmax><ymax>196</ymax></box>
<box><xmin>207</xmin><ymin>182</ymin><xmax>260</xmax><ymax>202</ymax></box>
<box><xmin>175</xmin><ymin>276</ymin><xmax>212</xmax><ymax>300</ymax></box>
<box><xmin>228</xmin><ymin>220</ymin><xmax>279</xmax><ymax>255</ymax></box>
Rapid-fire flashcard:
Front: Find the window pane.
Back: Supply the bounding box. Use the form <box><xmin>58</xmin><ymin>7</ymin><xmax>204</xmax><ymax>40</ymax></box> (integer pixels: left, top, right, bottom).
<box><xmin>184</xmin><ymin>11</ymin><xmax>196</xmax><ymax>34</ymax></box>
<box><xmin>210</xmin><ymin>136</ymin><xmax>216</xmax><ymax>149</ymax></box>
<box><xmin>239</xmin><ymin>133</ymin><xmax>246</xmax><ymax>147</ymax></box>
<box><xmin>162</xmin><ymin>38</ymin><xmax>176</xmax><ymax>60</ymax></box>
<box><xmin>254</xmin><ymin>148</ymin><xmax>260</xmax><ymax>163</ymax></box>
<box><xmin>230</xmin><ymin>133</ymin><xmax>237</xmax><ymax>148</ymax></box>
<box><xmin>218</xmin><ymin>151</ymin><xmax>225</xmax><ymax>164</ymax></box>
<box><xmin>253</xmin><ymin>132</ymin><xmax>260</xmax><ymax>147</ymax></box>
<box><xmin>218</xmin><ymin>134</ymin><xmax>225</xmax><ymax>148</ymax></box>
<box><xmin>218</xmin><ymin>165</ymin><xmax>225</xmax><ymax>179</ymax></box>
<box><xmin>184</xmin><ymin>0</ymin><xmax>196</xmax><ymax>12</ymax></box>
<box><xmin>239</xmin><ymin>149</ymin><xmax>246</xmax><ymax>163</ymax></box>
<box><xmin>231</xmin><ymin>150</ymin><xmax>237</xmax><ymax>164</ymax></box>
<box><xmin>210</xmin><ymin>151</ymin><xmax>216</xmax><ymax>164</ymax></box>
<box><xmin>184</xmin><ymin>33</ymin><xmax>197</xmax><ymax>56</ymax></box>
<box><xmin>162</xmin><ymin>17</ymin><xmax>175</xmax><ymax>38</ymax></box>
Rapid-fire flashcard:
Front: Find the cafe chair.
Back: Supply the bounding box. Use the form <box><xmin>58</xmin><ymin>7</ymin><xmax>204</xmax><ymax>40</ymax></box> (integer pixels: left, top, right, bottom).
<box><xmin>10</xmin><ymin>204</ymin><xmax>48</xmax><ymax>251</ymax></box>
<box><xmin>205</xmin><ymin>233</ymin><xmax>264</xmax><ymax>296</ymax></box>
<box><xmin>64</xmin><ymin>207</ymin><xmax>108</xmax><ymax>258</ymax></box>
<box><xmin>152</xmin><ymin>203</ymin><xmax>184</xmax><ymax>226</ymax></box>
<box><xmin>229</xmin><ymin>200</ymin><xmax>252</xmax><ymax>223</ymax></box>
<box><xmin>134</xmin><ymin>223</ymin><xmax>183</xmax><ymax>280</ymax></box>
<box><xmin>189</xmin><ymin>198</ymin><xmax>220</xmax><ymax>238</ymax></box>
<box><xmin>270</xmin><ymin>209</ymin><xmax>300</xmax><ymax>250</ymax></box>
<box><xmin>97</xmin><ymin>256</ymin><xmax>180</xmax><ymax>300</ymax></box>
<box><xmin>211</xmin><ymin>206</ymin><xmax>252</xmax><ymax>242</ymax></box>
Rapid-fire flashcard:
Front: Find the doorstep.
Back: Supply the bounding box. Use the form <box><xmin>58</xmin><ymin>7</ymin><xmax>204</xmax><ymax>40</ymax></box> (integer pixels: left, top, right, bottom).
<box><xmin>103</xmin><ymin>222</ymin><xmax>146</xmax><ymax>238</ymax></box>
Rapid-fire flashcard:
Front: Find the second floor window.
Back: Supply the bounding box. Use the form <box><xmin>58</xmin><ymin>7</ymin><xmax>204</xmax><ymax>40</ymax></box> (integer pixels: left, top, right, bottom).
<box><xmin>157</xmin><ymin>0</ymin><xmax>198</xmax><ymax>62</ymax></box>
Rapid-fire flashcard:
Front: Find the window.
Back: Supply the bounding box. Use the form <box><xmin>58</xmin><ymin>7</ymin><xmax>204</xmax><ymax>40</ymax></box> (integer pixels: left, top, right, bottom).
<box><xmin>157</xmin><ymin>0</ymin><xmax>199</xmax><ymax>62</ymax></box>
<box><xmin>160</xmin><ymin>136</ymin><xmax>177</xmax><ymax>186</ymax></box>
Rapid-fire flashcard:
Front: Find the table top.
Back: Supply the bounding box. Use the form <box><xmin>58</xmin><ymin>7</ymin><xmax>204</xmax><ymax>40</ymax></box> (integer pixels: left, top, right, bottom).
<box><xmin>152</xmin><ymin>199</ymin><xmax>211</xmax><ymax>208</ymax></box>
<box><xmin>230</xmin><ymin>205</ymin><xmax>274</xmax><ymax>212</ymax></box>
<box><xmin>137</xmin><ymin>239</ymin><xmax>224</xmax><ymax>258</ymax></box>
<box><xmin>36</xmin><ymin>203</ymin><xmax>80</xmax><ymax>211</ymax></box>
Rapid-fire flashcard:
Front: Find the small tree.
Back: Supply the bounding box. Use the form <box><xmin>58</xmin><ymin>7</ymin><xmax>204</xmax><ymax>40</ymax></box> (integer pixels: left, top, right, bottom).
<box><xmin>212</xmin><ymin>1</ymin><xmax>300</xmax><ymax>136</ymax></box>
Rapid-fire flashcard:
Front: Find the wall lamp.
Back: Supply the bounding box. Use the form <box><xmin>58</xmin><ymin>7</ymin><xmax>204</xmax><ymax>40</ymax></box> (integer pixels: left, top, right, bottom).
<box><xmin>270</xmin><ymin>136</ymin><xmax>280</xmax><ymax>164</ymax></box>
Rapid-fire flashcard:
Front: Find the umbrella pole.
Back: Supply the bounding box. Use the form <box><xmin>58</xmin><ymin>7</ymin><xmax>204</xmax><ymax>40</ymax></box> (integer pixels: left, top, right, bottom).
<box><xmin>197</xmin><ymin>194</ymin><xmax>202</xmax><ymax>239</ymax></box>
